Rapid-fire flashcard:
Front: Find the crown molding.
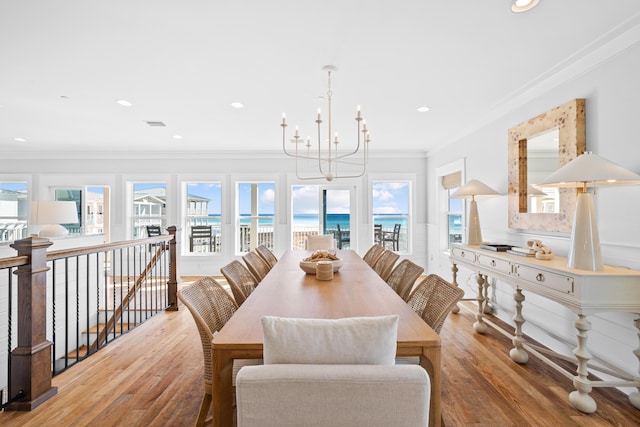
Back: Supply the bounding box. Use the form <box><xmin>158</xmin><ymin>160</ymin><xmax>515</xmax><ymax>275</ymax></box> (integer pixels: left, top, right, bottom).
<box><xmin>428</xmin><ymin>12</ymin><xmax>640</xmax><ymax>156</ymax></box>
<box><xmin>0</xmin><ymin>149</ymin><xmax>427</xmax><ymax>161</ymax></box>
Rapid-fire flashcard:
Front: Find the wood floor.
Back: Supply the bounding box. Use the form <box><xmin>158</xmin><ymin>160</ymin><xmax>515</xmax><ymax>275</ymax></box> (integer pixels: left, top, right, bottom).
<box><xmin>1</xmin><ymin>298</ymin><xmax>639</xmax><ymax>426</ymax></box>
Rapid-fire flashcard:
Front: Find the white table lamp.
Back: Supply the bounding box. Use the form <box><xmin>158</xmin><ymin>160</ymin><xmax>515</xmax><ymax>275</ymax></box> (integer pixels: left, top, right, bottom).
<box><xmin>450</xmin><ymin>179</ymin><xmax>500</xmax><ymax>245</ymax></box>
<box><xmin>538</xmin><ymin>152</ymin><xmax>640</xmax><ymax>271</ymax></box>
<box><xmin>31</xmin><ymin>201</ymin><xmax>79</xmax><ymax>238</ymax></box>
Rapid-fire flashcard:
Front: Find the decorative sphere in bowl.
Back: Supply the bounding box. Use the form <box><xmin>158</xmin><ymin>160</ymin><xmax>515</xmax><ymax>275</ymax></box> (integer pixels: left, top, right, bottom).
<box><xmin>299</xmin><ymin>257</ymin><xmax>343</xmax><ymax>274</ymax></box>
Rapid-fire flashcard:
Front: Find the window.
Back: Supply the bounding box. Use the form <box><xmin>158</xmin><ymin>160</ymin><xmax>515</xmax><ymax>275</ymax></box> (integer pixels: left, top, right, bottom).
<box><xmin>185</xmin><ymin>182</ymin><xmax>222</xmax><ymax>254</ymax></box>
<box><xmin>372</xmin><ymin>181</ymin><xmax>410</xmax><ymax>252</ymax></box>
<box><xmin>132</xmin><ymin>183</ymin><xmax>166</xmax><ymax>238</ymax></box>
<box><xmin>237</xmin><ymin>182</ymin><xmax>275</xmax><ymax>253</ymax></box>
<box><xmin>0</xmin><ymin>182</ymin><xmax>28</xmax><ymax>242</ymax></box>
<box><xmin>85</xmin><ymin>187</ymin><xmax>106</xmax><ymax>235</ymax></box>
<box><xmin>437</xmin><ymin>159</ymin><xmax>464</xmax><ymax>252</ymax></box>
<box><xmin>54</xmin><ymin>189</ymin><xmax>82</xmax><ymax>234</ymax></box>
<box><xmin>291</xmin><ymin>185</ymin><xmax>352</xmax><ymax>250</ymax></box>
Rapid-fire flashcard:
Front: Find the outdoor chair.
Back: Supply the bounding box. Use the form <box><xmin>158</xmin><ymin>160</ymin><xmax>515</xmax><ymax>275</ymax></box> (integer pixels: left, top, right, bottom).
<box><xmin>382</xmin><ymin>223</ymin><xmax>402</xmax><ymax>251</ymax></box>
<box><xmin>362</xmin><ymin>243</ymin><xmax>385</xmax><ymax>267</ymax></box>
<box><xmin>243</xmin><ymin>251</ymin><xmax>271</xmax><ymax>282</ymax></box>
<box><xmin>256</xmin><ymin>244</ymin><xmax>278</xmax><ymax>268</ymax></box>
<box><xmin>221</xmin><ymin>260</ymin><xmax>258</xmax><ymax>306</ymax></box>
<box><xmin>374</xmin><ymin>223</ymin><xmax>383</xmax><ymax>244</ymax></box>
<box><xmin>146</xmin><ymin>225</ymin><xmax>162</xmax><ymax>237</ymax></box>
<box><xmin>189</xmin><ymin>225</ymin><xmax>214</xmax><ymax>252</ymax></box>
<box><xmin>335</xmin><ymin>223</ymin><xmax>350</xmax><ymax>250</ymax></box>
<box><xmin>372</xmin><ymin>249</ymin><xmax>400</xmax><ymax>281</ymax></box>
<box><xmin>146</xmin><ymin>225</ymin><xmax>163</xmax><ymax>251</ymax></box>
<box><xmin>386</xmin><ymin>259</ymin><xmax>425</xmax><ymax>301</ymax></box>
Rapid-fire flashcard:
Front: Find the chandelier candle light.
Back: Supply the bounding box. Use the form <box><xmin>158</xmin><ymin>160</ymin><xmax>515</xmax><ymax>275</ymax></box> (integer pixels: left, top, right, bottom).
<box><xmin>281</xmin><ymin>65</ymin><xmax>370</xmax><ymax>181</ymax></box>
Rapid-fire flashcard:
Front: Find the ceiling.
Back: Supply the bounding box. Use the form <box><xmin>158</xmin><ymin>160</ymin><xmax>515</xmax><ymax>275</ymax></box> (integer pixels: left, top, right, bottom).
<box><xmin>1</xmin><ymin>1</ymin><xmax>640</xmax><ymax>157</ymax></box>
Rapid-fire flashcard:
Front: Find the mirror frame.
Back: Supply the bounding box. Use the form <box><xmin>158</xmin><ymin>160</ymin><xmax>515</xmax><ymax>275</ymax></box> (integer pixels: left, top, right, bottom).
<box><xmin>508</xmin><ymin>98</ymin><xmax>585</xmax><ymax>233</ymax></box>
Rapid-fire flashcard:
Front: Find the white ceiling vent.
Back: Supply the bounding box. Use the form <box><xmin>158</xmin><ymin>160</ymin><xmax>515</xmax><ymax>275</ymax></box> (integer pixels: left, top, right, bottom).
<box><xmin>145</xmin><ymin>121</ymin><xmax>166</xmax><ymax>127</ymax></box>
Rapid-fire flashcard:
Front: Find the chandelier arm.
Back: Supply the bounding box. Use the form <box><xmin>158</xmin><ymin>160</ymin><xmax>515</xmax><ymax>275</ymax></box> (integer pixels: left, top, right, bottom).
<box><xmin>281</xmin><ymin>65</ymin><xmax>370</xmax><ymax>181</ymax></box>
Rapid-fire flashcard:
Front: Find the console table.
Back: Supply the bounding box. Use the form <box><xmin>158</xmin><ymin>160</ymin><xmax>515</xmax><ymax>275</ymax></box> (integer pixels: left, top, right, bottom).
<box><xmin>449</xmin><ymin>243</ymin><xmax>640</xmax><ymax>414</ymax></box>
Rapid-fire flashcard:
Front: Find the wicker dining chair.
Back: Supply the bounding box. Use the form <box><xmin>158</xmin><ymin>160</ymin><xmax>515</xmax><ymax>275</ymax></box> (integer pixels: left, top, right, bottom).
<box><xmin>386</xmin><ymin>259</ymin><xmax>424</xmax><ymax>301</ymax></box>
<box><xmin>406</xmin><ymin>274</ymin><xmax>465</xmax><ymax>334</ymax></box>
<box><xmin>362</xmin><ymin>243</ymin><xmax>385</xmax><ymax>267</ymax></box>
<box><xmin>178</xmin><ymin>277</ymin><xmax>239</xmax><ymax>426</ymax></box>
<box><xmin>372</xmin><ymin>250</ymin><xmax>400</xmax><ymax>281</ymax></box>
<box><xmin>243</xmin><ymin>251</ymin><xmax>271</xmax><ymax>282</ymax></box>
<box><xmin>256</xmin><ymin>244</ymin><xmax>278</xmax><ymax>268</ymax></box>
<box><xmin>221</xmin><ymin>260</ymin><xmax>258</xmax><ymax>306</ymax></box>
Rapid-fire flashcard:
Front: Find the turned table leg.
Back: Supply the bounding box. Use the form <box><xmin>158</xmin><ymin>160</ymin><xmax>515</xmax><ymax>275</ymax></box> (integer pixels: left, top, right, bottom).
<box><xmin>629</xmin><ymin>317</ymin><xmax>640</xmax><ymax>410</ymax></box>
<box><xmin>451</xmin><ymin>262</ymin><xmax>460</xmax><ymax>314</ymax></box>
<box><xmin>509</xmin><ymin>288</ymin><xmax>529</xmax><ymax>363</ymax></box>
<box><xmin>569</xmin><ymin>314</ymin><xmax>597</xmax><ymax>413</ymax></box>
<box><xmin>473</xmin><ymin>273</ymin><xmax>488</xmax><ymax>333</ymax></box>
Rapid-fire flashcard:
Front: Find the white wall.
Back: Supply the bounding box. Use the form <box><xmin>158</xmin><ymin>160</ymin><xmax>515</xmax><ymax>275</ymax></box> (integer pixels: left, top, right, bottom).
<box><xmin>426</xmin><ymin>40</ymin><xmax>640</xmax><ymax>391</ymax></box>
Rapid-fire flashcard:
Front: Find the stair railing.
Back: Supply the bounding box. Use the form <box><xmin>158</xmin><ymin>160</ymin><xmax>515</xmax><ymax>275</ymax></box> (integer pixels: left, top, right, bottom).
<box><xmin>0</xmin><ymin>226</ymin><xmax>179</xmax><ymax>411</ymax></box>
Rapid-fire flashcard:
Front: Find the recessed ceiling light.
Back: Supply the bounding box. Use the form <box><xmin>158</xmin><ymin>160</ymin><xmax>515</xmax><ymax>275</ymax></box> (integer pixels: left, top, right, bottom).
<box><xmin>145</xmin><ymin>121</ymin><xmax>166</xmax><ymax>127</ymax></box>
<box><xmin>13</xmin><ymin>137</ymin><xmax>26</xmax><ymax>142</ymax></box>
<box><xmin>116</xmin><ymin>99</ymin><xmax>132</xmax><ymax>107</ymax></box>
<box><xmin>173</xmin><ymin>135</ymin><xmax>183</xmax><ymax>140</ymax></box>
<box><xmin>231</xmin><ymin>102</ymin><xmax>244</xmax><ymax>109</ymax></box>
<box><xmin>417</xmin><ymin>106</ymin><xmax>431</xmax><ymax>112</ymax></box>
<box><xmin>511</xmin><ymin>0</ymin><xmax>539</xmax><ymax>13</ymax></box>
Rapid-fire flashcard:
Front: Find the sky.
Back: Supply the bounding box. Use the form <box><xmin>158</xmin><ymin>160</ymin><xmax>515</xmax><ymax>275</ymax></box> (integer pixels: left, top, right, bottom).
<box><xmin>38</xmin><ymin>181</ymin><xmax>410</xmax><ymax>217</ymax></box>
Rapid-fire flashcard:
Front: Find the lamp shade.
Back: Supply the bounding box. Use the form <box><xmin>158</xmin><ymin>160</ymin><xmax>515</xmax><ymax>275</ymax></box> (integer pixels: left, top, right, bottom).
<box><xmin>450</xmin><ymin>179</ymin><xmax>500</xmax><ymax>245</ymax></box>
<box><xmin>538</xmin><ymin>152</ymin><xmax>640</xmax><ymax>271</ymax></box>
<box><xmin>528</xmin><ymin>184</ymin><xmax>547</xmax><ymax>197</ymax></box>
<box><xmin>31</xmin><ymin>201</ymin><xmax>79</xmax><ymax>238</ymax></box>
<box><xmin>538</xmin><ymin>152</ymin><xmax>640</xmax><ymax>188</ymax></box>
<box><xmin>449</xmin><ymin>179</ymin><xmax>500</xmax><ymax>199</ymax></box>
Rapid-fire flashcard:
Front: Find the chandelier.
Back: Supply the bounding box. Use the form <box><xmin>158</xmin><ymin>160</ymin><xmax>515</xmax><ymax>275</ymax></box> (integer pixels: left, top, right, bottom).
<box><xmin>281</xmin><ymin>65</ymin><xmax>370</xmax><ymax>181</ymax></box>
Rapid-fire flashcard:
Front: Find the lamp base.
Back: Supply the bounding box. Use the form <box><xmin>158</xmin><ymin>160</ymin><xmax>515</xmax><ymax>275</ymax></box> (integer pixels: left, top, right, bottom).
<box><xmin>39</xmin><ymin>224</ymin><xmax>69</xmax><ymax>238</ymax></box>
<box><xmin>567</xmin><ymin>192</ymin><xmax>603</xmax><ymax>271</ymax></box>
<box><xmin>466</xmin><ymin>199</ymin><xmax>483</xmax><ymax>245</ymax></box>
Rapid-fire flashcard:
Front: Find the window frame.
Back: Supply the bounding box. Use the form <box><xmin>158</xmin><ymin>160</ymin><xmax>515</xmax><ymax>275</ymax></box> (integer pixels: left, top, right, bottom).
<box><xmin>182</xmin><ymin>180</ymin><xmax>223</xmax><ymax>256</ymax></box>
<box><xmin>368</xmin><ymin>173</ymin><xmax>415</xmax><ymax>254</ymax></box>
<box><xmin>436</xmin><ymin>159</ymin><xmax>465</xmax><ymax>254</ymax></box>
<box><xmin>234</xmin><ymin>179</ymin><xmax>277</xmax><ymax>255</ymax></box>
<box><xmin>0</xmin><ymin>180</ymin><xmax>29</xmax><ymax>242</ymax></box>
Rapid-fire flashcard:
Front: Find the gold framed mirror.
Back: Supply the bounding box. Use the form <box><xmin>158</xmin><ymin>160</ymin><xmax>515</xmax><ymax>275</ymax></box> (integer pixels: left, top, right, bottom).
<box><xmin>508</xmin><ymin>99</ymin><xmax>585</xmax><ymax>232</ymax></box>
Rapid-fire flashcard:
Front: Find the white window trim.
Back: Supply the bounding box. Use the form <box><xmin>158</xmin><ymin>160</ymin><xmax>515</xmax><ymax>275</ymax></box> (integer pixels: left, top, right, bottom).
<box><xmin>368</xmin><ymin>173</ymin><xmax>415</xmax><ymax>254</ymax></box>
<box><xmin>180</xmin><ymin>176</ymin><xmax>226</xmax><ymax>256</ymax></box>
<box><xmin>436</xmin><ymin>159</ymin><xmax>465</xmax><ymax>255</ymax></box>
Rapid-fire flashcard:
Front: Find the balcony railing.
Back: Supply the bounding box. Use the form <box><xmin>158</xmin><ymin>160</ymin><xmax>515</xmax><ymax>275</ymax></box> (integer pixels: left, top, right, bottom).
<box><xmin>0</xmin><ymin>227</ymin><xmax>178</xmax><ymax>411</ymax></box>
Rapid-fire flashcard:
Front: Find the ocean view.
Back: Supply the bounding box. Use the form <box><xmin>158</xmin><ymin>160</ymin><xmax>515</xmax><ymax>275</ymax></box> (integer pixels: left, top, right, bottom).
<box><xmin>198</xmin><ymin>213</ymin><xmax>408</xmax><ymax>230</ymax></box>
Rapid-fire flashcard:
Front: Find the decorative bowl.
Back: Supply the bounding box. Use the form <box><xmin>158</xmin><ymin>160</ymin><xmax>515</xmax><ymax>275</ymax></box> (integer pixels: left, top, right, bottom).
<box><xmin>299</xmin><ymin>259</ymin><xmax>343</xmax><ymax>274</ymax></box>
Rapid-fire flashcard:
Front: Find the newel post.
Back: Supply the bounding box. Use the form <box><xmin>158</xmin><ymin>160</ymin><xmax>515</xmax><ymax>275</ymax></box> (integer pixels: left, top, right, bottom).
<box><xmin>166</xmin><ymin>225</ymin><xmax>179</xmax><ymax>311</ymax></box>
<box><xmin>8</xmin><ymin>236</ymin><xmax>57</xmax><ymax>410</ymax></box>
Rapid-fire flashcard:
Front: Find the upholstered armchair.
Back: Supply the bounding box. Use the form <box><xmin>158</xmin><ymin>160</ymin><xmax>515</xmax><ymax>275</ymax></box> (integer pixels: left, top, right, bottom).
<box><xmin>235</xmin><ymin>315</ymin><xmax>430</xmax><ymax>427</ymax></box>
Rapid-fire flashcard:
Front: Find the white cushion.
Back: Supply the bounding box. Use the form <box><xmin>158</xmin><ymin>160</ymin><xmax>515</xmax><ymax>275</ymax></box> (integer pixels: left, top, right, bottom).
<box><xmin>236</xmin><ymin>364</ymin><xmax>430</xmax><ymax>427</ymax></box>
<box><xmin>261</xmin><ymin>315</ymin><xmax>398</xmax><ymax>365</ymax></box>
<box><xmin>306</xmin><ymin>234</ymin><xmax>335</xmax><ymax>250</ymax></box>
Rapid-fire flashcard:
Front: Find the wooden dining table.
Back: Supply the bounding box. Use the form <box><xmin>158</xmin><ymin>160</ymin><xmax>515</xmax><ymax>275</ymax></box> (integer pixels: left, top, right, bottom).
<box><xmin>211</xmin><ymin>249</ymin><xmax>442</xmax><ymax>427</ymax></box>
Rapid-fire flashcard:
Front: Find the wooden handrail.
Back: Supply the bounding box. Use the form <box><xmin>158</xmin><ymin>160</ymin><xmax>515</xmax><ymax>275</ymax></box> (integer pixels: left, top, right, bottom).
<box><xmin>2</xmin><ymin>227</ymin><xmax>179</xmax><ymax>411</ymax></box>
<box><xmin>46</xmin><ymin>235</ymin><xmax>172</xmax><ymax>260</ymax></box>
<box><xmin>0</xmin><ymin>255</ymin><xmax>29</xmax><ymax>269</ymax></box>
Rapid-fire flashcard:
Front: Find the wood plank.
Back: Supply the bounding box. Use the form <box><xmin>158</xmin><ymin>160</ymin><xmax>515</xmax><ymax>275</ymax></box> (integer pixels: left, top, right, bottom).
<box><xmin>1</xmin><ymin>296</ymin><xmax>639</xmax><ymax>426</ymax></box>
